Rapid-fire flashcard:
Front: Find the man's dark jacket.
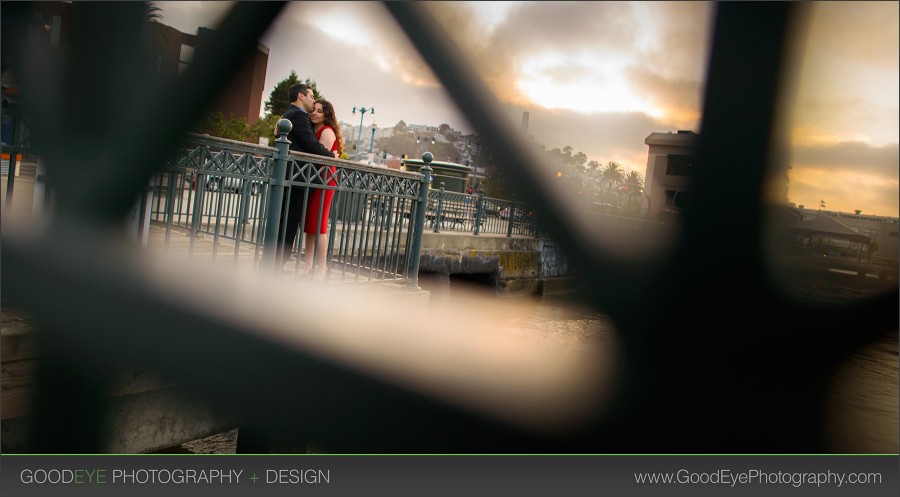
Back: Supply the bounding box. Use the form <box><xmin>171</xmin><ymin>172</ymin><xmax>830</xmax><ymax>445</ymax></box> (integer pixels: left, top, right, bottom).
<box><xmin>282</xmin><ymin>104</ymin><xmax>334</xmax><ymax>156</ymax></box>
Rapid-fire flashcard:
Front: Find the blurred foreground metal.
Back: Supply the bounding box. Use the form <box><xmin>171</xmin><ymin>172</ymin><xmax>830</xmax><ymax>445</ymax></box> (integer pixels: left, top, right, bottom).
<box><xmin>1</xmin><ymin>1</ymin><xmax>897</xmax><ymax>453</ymax></box>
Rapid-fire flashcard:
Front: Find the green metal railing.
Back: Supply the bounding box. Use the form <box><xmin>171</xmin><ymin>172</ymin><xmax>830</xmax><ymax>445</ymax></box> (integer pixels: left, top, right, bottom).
<box><xmin>147</xmin><ymin>128</ymin><xmax>429</xmax><ymax>284</ymax></box>
<box><xmin>427</xmin><ymin>187</ymin><xmax>538</xmax><ymax>237</ymax></box>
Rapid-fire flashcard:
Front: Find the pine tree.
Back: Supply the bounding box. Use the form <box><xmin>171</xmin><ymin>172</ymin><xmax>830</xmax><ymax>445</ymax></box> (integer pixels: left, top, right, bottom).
<box><xmin>263</xmin><ymin>72</ymin><xmax>322</xmax><ymax>117</ymax></box>
<box><xmin>263</xmin><ymin>71</ymin><xmax>300</xmax><ymax>117</ymax></box>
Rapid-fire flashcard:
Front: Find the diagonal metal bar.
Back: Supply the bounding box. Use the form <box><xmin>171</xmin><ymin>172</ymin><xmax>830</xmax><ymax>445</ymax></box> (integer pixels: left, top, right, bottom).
<box><xmin>385</xmin><ymin>0</ymin><xmax>896</xmax><ymax>453</ymax></box>
<box><xmin>1</xmin><ymin>1</ymin><xmax>895</xmax><ymax>455</ymax></box>
<box><xmin>4</xmin><ymin>1</ymin><xmax>287</xmax><ymax>224</ymax></box>
<box><xmin>382</xmin><ymin>2</ymin><xmax>656</xmax><ymax>305</ymax></box>
<box><xmin>3</xmin><ymin>223</ymin><xmax>604</xmax><ymax>452</ymax></box>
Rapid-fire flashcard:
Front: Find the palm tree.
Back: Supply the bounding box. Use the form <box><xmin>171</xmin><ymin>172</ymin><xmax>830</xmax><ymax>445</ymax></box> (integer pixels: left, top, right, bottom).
<box><xmin>144</xmin><ymin>2</ymin><xmax>163</xmax><ymax>22</ymax></box>
<box><xmin>622</xmin><ymin>170</ymin><xmax>645</xmax><ymax>211</ymax></box>
<box><xmin>599</xmin><ymin>161</ymin><xmax>625</xmax><ymax>203</ymax></box>
<box><xmin>142</xmin><ymin>2</ymin><xmax>168</xmax><ymax>79</ymax></box>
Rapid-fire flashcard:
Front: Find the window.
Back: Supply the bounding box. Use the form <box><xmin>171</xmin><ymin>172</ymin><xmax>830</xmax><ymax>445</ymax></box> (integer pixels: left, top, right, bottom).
<box><xmin>664</xmin><ymin>190</ymin><xmax>688</xmax><ymax>209</ymax></box>
<box><xmin>665</xmin><ymin>155</ymin><xmax>695</xmax><ymax>177</ymax></box>
<box><xmin>178</xmin><ymin>44</ymin><xmax>195</xmax><ymax>75</ymax></box>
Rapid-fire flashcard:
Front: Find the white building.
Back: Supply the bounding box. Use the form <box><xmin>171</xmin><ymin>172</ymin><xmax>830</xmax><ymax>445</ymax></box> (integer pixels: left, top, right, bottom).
<box><xmin>643</xmin><ymin>130</ymin><xmax>699</xmax><ymax>213</ymax></box>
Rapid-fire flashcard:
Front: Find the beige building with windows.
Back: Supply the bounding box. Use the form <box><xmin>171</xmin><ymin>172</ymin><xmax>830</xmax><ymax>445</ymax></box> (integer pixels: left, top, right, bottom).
<box><xmin>642</xmin><ymin>130</ymin><xmax>898</xmax><ymax>266</ymax></box>
<box><xmin>643</xmin><ymin>130</ymin><xmax>699</xmax><ymax>214</ymax></box>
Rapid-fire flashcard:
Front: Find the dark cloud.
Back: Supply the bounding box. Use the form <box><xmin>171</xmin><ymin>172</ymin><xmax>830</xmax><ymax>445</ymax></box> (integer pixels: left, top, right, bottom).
<box><xmin>159</xmin><ymin>2</ymin><xmax>897</xmax><ymax>216</ymax></box>
<box><xmin>623</xmin><ymin>66</ymin><xmax>704</xmax><ymax>123</ymax></box>
<box><xmin>260</xmin><ymin>6</ymin><xmax>471</xmax><ymax>132</ymax></box>
<box><xmin>486</xmin><ymin>2</ymin><xmax>639</xmax><ymax>54</ymax></box>
<box><xmin>260</xmin><ymin>2</ymin><xmax>701</xmax><ymax>169</ymax></box>
<box><xmin>792</xmin><ymin>141</ymin><xmax>899</xmax><ymax>178</ymax></box>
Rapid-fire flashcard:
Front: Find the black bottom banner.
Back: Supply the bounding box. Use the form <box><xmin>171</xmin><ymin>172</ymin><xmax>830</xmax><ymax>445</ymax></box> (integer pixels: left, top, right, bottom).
<box><xmin>2</xmin><ymin>455</ymin><xmax>897</xmax><ymax>497</ymax></box>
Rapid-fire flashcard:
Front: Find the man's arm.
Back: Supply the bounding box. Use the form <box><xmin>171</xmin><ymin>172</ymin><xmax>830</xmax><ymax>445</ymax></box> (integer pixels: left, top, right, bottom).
<box><xmin>287</xmin><ymin>113</ymin><xmax>334</xmax><ymax>157</ymax></box>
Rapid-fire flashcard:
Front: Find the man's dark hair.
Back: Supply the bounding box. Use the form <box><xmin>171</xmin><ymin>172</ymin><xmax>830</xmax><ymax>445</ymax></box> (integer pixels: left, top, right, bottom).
<box><xmin>288</xmin><ymin>83</ymin><xmax>311</xmax><ymax>104</ymax></box>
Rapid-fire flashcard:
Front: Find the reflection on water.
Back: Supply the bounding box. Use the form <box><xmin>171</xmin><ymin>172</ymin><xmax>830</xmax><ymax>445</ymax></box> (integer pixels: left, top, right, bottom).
<box><xmin>420</xmin><ymin>275</ymin><xmax>615</xmax><ymax>351</ymax></box>
<box><xmin>826</xmin><ymin>331</ymin><xmax>899</xmax><ymax>454</ymax></box>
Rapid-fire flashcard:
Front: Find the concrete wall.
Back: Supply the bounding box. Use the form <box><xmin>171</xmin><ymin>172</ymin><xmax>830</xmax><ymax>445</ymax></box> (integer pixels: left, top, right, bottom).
<box><xmin>418</xmin><ymin>232</ymin><xmax>572</xmax><ymax>296</ymax></box>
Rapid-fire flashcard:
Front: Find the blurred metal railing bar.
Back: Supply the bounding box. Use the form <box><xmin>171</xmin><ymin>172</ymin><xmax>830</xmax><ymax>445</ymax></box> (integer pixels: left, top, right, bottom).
<box><xmin>3</xmin><ymin>223</ymin><xmax>557</xmax><ymax>452</ymax></box>
<box><xmin>4</xmin><ymin>2</ymin><xmax>287</xmax><ymax>225</ymax></box>
<box><xmin>383</xmin><ymin>2</ymin><xmax>652</xmax><ymax>306</ymax></box>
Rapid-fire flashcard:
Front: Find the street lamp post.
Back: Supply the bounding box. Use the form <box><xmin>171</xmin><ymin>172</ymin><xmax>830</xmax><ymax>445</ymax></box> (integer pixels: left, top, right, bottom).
<box><xmin>369</xmin><ymin>122</ymin><xmax>377</xmax><ymax>155</ymax></box>
<box><xmin>352</xmin><ymin>106</ymin><xmax>374</xmax><ymax>161</ymax></box>
<box><xmin>416</xmin><ymin>134</ymin><xmax>435</xmax><ymax>158</ymax></box>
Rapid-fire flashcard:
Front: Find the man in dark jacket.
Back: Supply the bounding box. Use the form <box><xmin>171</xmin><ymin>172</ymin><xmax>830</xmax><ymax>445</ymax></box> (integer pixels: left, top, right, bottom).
<box><xmin>236</xmin><ymin>83</ymin><xmax>337</xmax><ymax>454</ymax></box>
<box><xmin>278</xmin><ymin>83</ymin><xmax>337</xmax><ymax>265</ymax></box>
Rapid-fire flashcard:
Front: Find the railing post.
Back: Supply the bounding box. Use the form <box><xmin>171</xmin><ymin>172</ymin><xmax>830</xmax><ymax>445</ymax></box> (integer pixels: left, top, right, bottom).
<box><xmin>4</xmin><ymin>144</ymin><xmax>18</xmax><ymax>209</ymax></box>
<box><xmin>261</xmin><ymin>118</ymin><xmax>292</xmax><ymax>272</ymax></box>
<box><xmin>407</xmin><ymin>152</ymin><xmax>432</xmax><ymax>289</ymax></box>
<box><xmin>433</xmin><ymin>182</ymin><xmax>445</xmax><ymax>233</ymax></box>
<box><xmin>474</xmin><ymin>190</ymin><xmax>484</xmax><ymax>236</ymax></box>
<box><xmin>506</xmin><ymin>204</ymin><xmax>515</xmax><ymax>238</ymax></box>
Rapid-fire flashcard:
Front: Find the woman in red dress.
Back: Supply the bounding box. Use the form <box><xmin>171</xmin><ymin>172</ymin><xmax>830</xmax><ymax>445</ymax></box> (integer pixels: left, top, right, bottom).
<box><xmin>304</xmin><ymin>99</ymin><xmax>343</xmax><ymax>279</ymax></box>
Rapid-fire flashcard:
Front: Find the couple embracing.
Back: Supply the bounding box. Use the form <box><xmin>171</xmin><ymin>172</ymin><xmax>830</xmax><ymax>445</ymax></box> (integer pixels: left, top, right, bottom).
<box><xmin>278</xmin><ymin>82</ymin><xmax>344</xmax><ymax>279</ymax></box>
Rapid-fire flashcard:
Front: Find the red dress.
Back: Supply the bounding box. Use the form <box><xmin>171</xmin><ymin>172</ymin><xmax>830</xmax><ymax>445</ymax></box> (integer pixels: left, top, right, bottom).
<box><xmin>304</xmin><ymin>126</ymin><xmax>338</xmax><ymax>235</ymax></box>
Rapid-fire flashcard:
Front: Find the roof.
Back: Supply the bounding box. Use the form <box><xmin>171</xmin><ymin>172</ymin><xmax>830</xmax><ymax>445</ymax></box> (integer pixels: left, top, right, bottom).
<box><xmin>644</xmin><ymin>130</ymin><xmax>699</xmax><ymax>147</ymax></box>
<box><xmin>786</xmin><ymin>215</ymin><xmax>870</xmax><ymax>242</ymax></box>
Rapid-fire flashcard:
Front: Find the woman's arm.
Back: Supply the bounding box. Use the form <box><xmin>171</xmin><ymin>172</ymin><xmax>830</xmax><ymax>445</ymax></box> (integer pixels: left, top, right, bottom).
<box><xmin>318</xmin><ymin>128</ymin><xmax>336</xmax><ymax>152</ymax></box>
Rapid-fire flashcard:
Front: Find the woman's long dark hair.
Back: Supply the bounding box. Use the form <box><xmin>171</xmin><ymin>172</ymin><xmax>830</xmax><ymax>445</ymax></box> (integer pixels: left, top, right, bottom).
<box><xmin>315</xmin><ymin>99</ymin><xmax>344</xmax><ymax>158</ymax></box>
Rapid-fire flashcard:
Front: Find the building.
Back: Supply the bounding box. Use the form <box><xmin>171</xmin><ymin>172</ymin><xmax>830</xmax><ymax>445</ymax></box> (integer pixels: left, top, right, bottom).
<box><xmin>166</xmin><ymin>26</ymin><xmax>269</xmax><ymax>125</ymax></box>
<box><xmin>642</xmin><ymin>130</ymin><xmax>899</xmax><ymax>266</ymax></box>
<box><xmin>796</xmin><ymin>208</ymin><xmax>899</xmax><ymax>265</ymax></box>
<box><xmin>643</xmin><ymin>130</ymin><xmax>699</xmax><ymax>213</ymax></box>
<box><xmin>0</xmin><ymin>2</ymin><xmax>268</xmax><ymax>126</ymax></box>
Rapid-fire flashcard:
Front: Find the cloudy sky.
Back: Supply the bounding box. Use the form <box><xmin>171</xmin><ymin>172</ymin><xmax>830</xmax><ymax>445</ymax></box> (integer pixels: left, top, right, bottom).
<box><xmin>156</xmin><ymin>1</ymin><xmax>899</xmax><ymax>217</ymax></box>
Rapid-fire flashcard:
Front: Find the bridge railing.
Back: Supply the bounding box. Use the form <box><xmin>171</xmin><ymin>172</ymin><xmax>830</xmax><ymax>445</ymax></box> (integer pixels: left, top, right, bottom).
<box><xmin>426</xmin><ymin>187</ymin><xmax>539</xmax><ymax>237</ymax></box>
<box><xmin>147</xmin><ymin>131</ymin><xmax>429</xmax><ymax>284</ymax></box>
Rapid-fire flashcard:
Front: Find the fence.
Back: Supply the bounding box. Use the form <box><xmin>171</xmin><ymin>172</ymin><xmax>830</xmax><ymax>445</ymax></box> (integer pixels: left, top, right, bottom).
<box><xmin>426</xmin><ymin>186</ymin><xmax>539</xmax><ymax>237</ymax></box>
<box><xmin>146</xmin><ymin>131</ymin><xmax>429</xmax><ymax>284</ymax></box>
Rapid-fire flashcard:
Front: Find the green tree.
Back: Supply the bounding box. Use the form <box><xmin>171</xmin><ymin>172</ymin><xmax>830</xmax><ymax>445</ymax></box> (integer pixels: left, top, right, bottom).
<box><xmin>600</xmin><ymin>161</ymin><xmax>626</xmax><ymax>202</ymax></box>
<box><xmin>264</xmin><ymin>71</ymin><xmax>300</xmax><ymax>116</ymax></box>
<box><xmin>622</xmin><ymin>170</ymin><xmax>645</xmax><ymax>212</ymax></box>
<box><xmin>264</xmin><ymin>71</ymin><xmax>320</xmax><ymax>117</ymax></box>
<box><xmin>248</xmin><ymin>113</ymin><xmax>280</xmax><ymax>144</ymax></box>
<box><xmin>141</xmin><ymin>2</ymin><xmax>169</xmax><ymax>81</ymax></box>
<box><xmin>393</xmin><ymin>120</ymin><xmax>408</xmax><ymax>134</ymax></box>
<box><xmin>193</xmin><ymin>112</ymin><xmax>250</xmax><ymax>141</ymax></box>
<box><xmin>573</xmin><ymin>151</ymin><xmax>587</xmax><ymax>168</ymax></box>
